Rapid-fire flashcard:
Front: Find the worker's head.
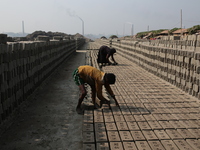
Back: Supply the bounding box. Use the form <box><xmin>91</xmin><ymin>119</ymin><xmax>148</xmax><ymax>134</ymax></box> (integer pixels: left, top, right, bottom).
<box><xmin>105</xmin><ymin>73</ymin><xmax>116</xmax><ymax>84</ymax></box>
<box><xmin>110</xmin><ymin>48</ymin><xmax>116</xmax><ymax>54</ymax></box>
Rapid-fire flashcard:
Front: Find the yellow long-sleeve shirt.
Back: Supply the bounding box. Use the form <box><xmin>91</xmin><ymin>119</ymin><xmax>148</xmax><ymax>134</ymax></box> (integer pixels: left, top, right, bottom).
<box><xmin>78</xmin><ymin>65</ymin><xmax>114</xmax><ymax>101</ymax></box>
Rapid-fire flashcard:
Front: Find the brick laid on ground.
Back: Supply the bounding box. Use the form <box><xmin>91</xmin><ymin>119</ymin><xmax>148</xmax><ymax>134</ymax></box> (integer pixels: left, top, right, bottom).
<box><xmin>82</xmin><ymin>48</ymin><xmax>200</xmax><ymax>150</ymax></box>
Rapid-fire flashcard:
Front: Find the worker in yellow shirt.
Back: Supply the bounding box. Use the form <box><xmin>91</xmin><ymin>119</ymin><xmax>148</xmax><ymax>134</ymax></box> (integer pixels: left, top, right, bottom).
<box><xmin>73</xmin><ymin>65</ymin><xmax>119</xmax><ymax>114</ymax></box>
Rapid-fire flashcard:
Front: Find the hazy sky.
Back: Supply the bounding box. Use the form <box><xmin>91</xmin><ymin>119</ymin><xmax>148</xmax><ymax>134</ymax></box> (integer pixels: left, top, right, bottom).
<box><xmin>0</xmin><ymin>0</ymin><xmax>200</xmax><ymax>36</ymax></box>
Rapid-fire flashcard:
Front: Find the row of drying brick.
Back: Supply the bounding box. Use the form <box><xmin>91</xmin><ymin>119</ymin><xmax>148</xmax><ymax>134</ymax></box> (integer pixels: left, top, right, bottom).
<box><xmin>82</xmin><ymin>110</ymin><xmax>200</xmax><ymax>149</ymax></box>
<box><xmin>82</xmin><ymin>49</ymin><xmax>200</xmax><ymax>149</ymax></box>
<box><xmin>83</xmin><ymin>140</ymin><xmax>199</xmax><ymax>150</ymax></box>
<box><xmin>83</xmin><ymin>109</ymin><xmax>200</xmax><ymax>130</ymax></box>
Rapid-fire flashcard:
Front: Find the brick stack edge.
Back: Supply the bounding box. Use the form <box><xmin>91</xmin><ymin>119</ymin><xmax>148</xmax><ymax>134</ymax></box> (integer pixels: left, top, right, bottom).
<box><xmin>98</xmin><ymin>35</ymin><xmax>200</xmax><ymax>100</ymax></box>
<box><xmin>0</xmin><ymin>34</ymin><xmax>7</xmax><ymax>44</ymax></box>
<box><xmin>0</xmin><ymin>37</ymin><xmax>85</xmax><ymax>129</ymax></box>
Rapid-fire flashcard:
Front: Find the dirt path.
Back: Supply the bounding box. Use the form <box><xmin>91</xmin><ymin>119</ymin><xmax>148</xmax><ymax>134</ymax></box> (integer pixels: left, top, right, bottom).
<box><xmin>0</xmin><ymin>50</ymin><xmax>87</xmax><ymax>150</ymax></box>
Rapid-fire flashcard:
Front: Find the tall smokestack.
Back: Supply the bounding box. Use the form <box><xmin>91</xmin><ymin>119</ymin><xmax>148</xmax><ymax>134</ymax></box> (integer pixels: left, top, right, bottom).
<box><xmin>22</xmin><ymin>21</ymin><xmax>24</xmax><ymax>36</ymax></box>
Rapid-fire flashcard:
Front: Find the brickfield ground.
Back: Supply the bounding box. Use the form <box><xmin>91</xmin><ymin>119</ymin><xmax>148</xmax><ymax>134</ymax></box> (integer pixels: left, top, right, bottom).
<box><xmin>0</xmin><ymin>42</ymin><xmax>200</xmax><ymax>150</ymax></box>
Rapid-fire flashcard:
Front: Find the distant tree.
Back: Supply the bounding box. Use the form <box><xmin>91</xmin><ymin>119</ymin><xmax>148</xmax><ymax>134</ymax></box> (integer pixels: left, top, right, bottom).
<box><xmin>188</xmin><ymin>25</ymin><xmax>200</xmax><ymax>34</ymax></box>
<box><xmin>136</xmin><ymin>31</ymin><xmax>149</xmax><ymax>38</ymax></box>
<box><xmin>109</xmin><ymin>35</ymin><xmax>118</xmax><ymax>39</ymax></box>
<box><xmin>169</xmin><ymin>28</ymin><xmax>180</xmax><ymax>35</ymax></box>
<box><xmin>100</xmin><ymin>36</ymin><xmax>107</xmax><ymax>39</ymax></box>
<box><xmin>151</xmin><ymin>29</ymin><xmax>166</xmax><ymax>37</ymax></box>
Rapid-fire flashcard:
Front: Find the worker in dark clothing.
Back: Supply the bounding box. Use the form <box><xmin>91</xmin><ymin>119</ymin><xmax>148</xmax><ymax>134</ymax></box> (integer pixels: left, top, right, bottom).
<box><xmin>97</xmin><ymin>46</ymin><xmax>118</xmax><ymax>67</ymax></box>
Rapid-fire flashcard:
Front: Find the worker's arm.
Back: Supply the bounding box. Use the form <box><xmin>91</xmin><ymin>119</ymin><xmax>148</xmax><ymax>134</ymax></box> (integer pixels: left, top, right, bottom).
<box><xmin>104</xmin><ymin>83</ymin><xmax>119</xmax><ymax>106</ymax></box>
<box><xmin>110</xmin><ymin>54</ymin><xmax>117</xmax><ymax>64</ymax></box>
<box><xmin>95</xmin><ymin>81</ymin><xmax>108</xmax><ymax>101</ymax></box>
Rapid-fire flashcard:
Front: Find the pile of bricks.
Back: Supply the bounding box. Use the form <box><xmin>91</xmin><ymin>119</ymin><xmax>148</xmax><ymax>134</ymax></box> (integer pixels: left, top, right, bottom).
<box><xmin>97</xmin><ymin>35</ymin><xmax>200</xmax><ymax>100</ymax></box>
<box><xmin>0</xmin><ymin>39</ymin><xmax>84</xmax><ymax>128</ymax></box>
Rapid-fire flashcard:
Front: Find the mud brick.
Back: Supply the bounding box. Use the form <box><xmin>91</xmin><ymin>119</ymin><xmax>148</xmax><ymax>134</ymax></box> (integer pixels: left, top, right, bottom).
<box><xmin>84</xmin><ymin>114</ymin><xmax>94</xmax><ymax>123</ymax></box>
<box><xmin>137</xmin><ymin>121</ymin><xmax>151</xmax><ymax>130</ymax></box>
<box><xmin>115</xmin><ymin>97</ymin><xmax>125</xmax><ymax>104</ymax></box>
<box><xmin>107</xmin><ymin>131</ymin><xmax>121</xmax><ymax>142</ymax></box>
<box><xmin>82</xmin><ymin>131</ymin><xmax>95</xmax><ymax>143</ymax></box>
<box><xmin>169</xmin><ymin>121</ymin><xmax>186</xmax><ymax>129</ymax></box>
<box><xmin>154</xmin><ymin>108</ymin><xmax>170</xmax><ymax>114</ymax></box>
<box><xmin>116</xmin><ymin>122</ymin><xmax>129</xmax><ymax>131</ymax></box>
<box><xmin>154</xmin><ymin>130</ymin><xmax>170</xmax><ymax>140</ymax></box>
<box><xmin>186</xmin><ymin>139</ymin><xmax>200</xmax><ymax>150</ymax></box>
<box><xmin>188</xmin><ymin>108</ymin><xmax>200</xmax><ymax>113</ymax></box>
<box><xmin>173</xmin><ymin>113</ymin><xmax>188</xmax><ymax>120</ymax></box>
<box><xmin>133</xmin><ymin>115</ymin><xmax>146</xmax><ymax>122</ymax></box>
<box><xmin>177</xmin><ymin>129</ymin><xmax>197</xmax><ymax>139</ymax></box>
<box><xmin>134</xmin><ymin>103</ymin><xmax>145</xmax><ymax>108</ymax></box>
<box><xmin>127</xmin><ymin>122</ymin><xmax>140</xmax><ymax>131</ymax></box>
<box><xmin>179</xmin><ymin>120</ymin><xmax>199</xmax><ymax>129</ymax></box>
<box><xmin>123</xmin><ymin>142</ymin><xmax>137</xmax><ymax>150</ymax></box>
<box><xmin>96</xmin><ymin>142</ymin><xmax>109</xmax><ymax>150</ymax></box>
<box><xmin>130</xmin><ymin>108</ymin><xmax>141</xmax><ymax>115</ymax></box>
<box><xmin>121</xmin><ymin>108</ymin><xmax>132</xmax><ymax>115</ymax></box>
<box><xmin>143</xmin><ymin>103</ymin><xmax>153</xmax><ymax>109</ymax></box>
<box><xmin>191</xmin><ymin>114</ymin><xmax>200</xmax><ymax>120</ymax></box>
<box><xmin>162</xmin><ymin>114</ymin><xmax>178</xmax><ymax>120</ymax></box>
<box><xmin>170</xmin><ymin>108</ymin><xmax>182</xmax><ymax>114</ymax></box>
<box><xmin>186</xmin><ymin>113</ymin><xmax>200</xmax><ymax>120</ymax></box>
<box><xmin>143</xmin><ymin>114</ymin><xmax>156</xmax><ymax>121</ymax></box>
<box><xmin>113</xmin><ymin>114</ymin><xmax>125</xmax><ymax>122</ymax></box>
<box><xmin>135</xmin><ymin>141</ymin><xmax>151</xmax><ymax>150</ymax></box>
<box><xmin>177</xmin><ymin>108</ymin><xmax>193</xmax><ymax>115</ymax></box>
<box><xmin>190</xmin><ymin>120</ymin><xmax>200</xmax><ymax>128</ymax></box>
<box><xmin>105</xmin><ymin>122</ymin><xmax>117</xmax><ymax>131</ymax></box>
<box><xmin>165</xmin><ymin>102</ymin><xmax>176</xmax><ymax>108</ymax></box>
<box><xmin>83</xmin><ymin>144</ymin><xmax>95</xmax><ymax>150</ymax></box>
<box><xmin>95</xmin><ymin>131</ymin><xmax>108</xmax><ymax>142</ymax></box>
<box><xmin>173</xmin><ymin>140</ymin><xmax>194</xmax><ymax>149</ymax></box>
<box><xmin>142</xmin><ymin>130</ymin><xmax>158</xmax><ymax>141</ymax></box>
<box><xmin>83</xmin><ymin>123</ymin><xmax>94</xmax><ymax>132</ymax></box>
<box><xmin>161</xmin><ymin>140</ymin><xmax>179</xmax><ymax>150</ymax></box>
<box><xmin>159</xmin><ymin>121</ymin><xmax>174</xmax><ymax>129</ymax></box>
<box><xmin>94</xmin><ymin>109</ymin><xmax>103</xmax><ymax>116</ymax></box>
<box><xmin>110</xmin><ymin>142</ymin><xmax>124</xmax><ymax>150</ymax></box>
<box><xmin>119</xmin><ymin>131</ymin><xmax>133</xmax><ymax>141</ymax></box>
<box><xmin>132</xmin><ymin>98</ymin><xmax>142</xmax><ymax>103</ymax></box>
<box><xmin>104</xmin><ymin>115</ymin><xmax>114</xmax><ymax>123</ymax></box>
<box><xmin>165</xmin><ymin>129</ymin><xmax>183</xmax><ymax>140</ymax></box>
<box><xmin>102</xmin><ymin>104</ymin><xmax>111</xmax><ymax>109</ymax></box>
<box><xmin>123</xmin><ymin>114</ymin><xmax>135</xmax><ymax>122</ymax></box>
<box><xmin>95</xmin><ymin>123</ymin><xmax>106</xmax><ymax>131</ymax></box>
<box><xmin>94</xmin><ymin>115</ymin><xmax>104</xmax><ymax>122</ymax></box>
<box><xmin>153</xmin><ymin>114</ymin><xmax>167</xmax><ymax>121</ymax></box>
<box><xmin>148</xmin><ymin>141</ymin><xmax>165</xmax><ymax>150</ymax></box>
<box><xmin>187</xmin><ymin>102</ymin><xmax>200</xmax><ymax>108</ymax></box>
<box><xmin>103</xmin><ymin>109</ymin><xmax>113</xmax><ymax>116</ymax></box>
<box><xmin>124</xmin><ymin>98</ymin><xmax>134</xmax><ymax>104</ymax></box>
<box><xmin>188</xmin><ymin>129</ymin><xmax>200</xmax><ymax>138</ymax></box>
<box><xmin>138</xmin><ymin>108</ymin><xmax>150</xmax><ymax>114</ymax></box>
<box><xmin>130</xmin><ymin>131</ymin><xmax>146</xmax><ymax>141</ymax></box>
<box><xmin>127</xmin><ymin>101</ymin><xmax>135</xmax><ymax>109</ymax></box>
<box><xmin>111</xmin><ymin>107</ymin><xmax>122</xmax><ymax>115</ymax></box>
<box><xmin>148</xmin><ymin>121</ymin><xmax>163</xmax><ymax>130</ymax></box>
<box><xmin>139</xmin><ymin>98</ymin><xmax>150</xmax><ymax>103</ymax></box>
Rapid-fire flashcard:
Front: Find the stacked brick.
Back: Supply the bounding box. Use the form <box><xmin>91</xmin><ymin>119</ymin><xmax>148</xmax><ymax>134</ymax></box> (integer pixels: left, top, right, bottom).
<box><xmin>0</xmin><ymin>39</ymin><xmax>84</xmax><ymax>127</ymax></box>
<box><xmin>97</xmin><ymin>35</ymin><xmax>200</xmax><ymax>100</ymax></box>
